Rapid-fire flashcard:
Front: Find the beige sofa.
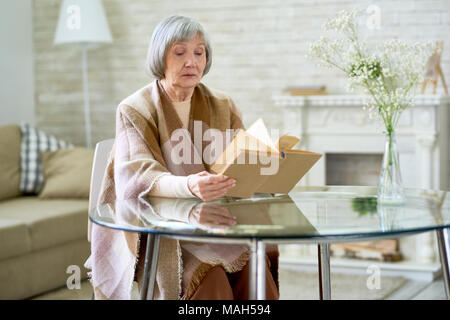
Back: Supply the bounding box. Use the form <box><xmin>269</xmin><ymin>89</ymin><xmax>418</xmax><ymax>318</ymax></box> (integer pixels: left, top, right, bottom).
<box><xmin>0</xmin><ymin>125</ymin><xmax>90</xmax><ymax>299</ymax></box>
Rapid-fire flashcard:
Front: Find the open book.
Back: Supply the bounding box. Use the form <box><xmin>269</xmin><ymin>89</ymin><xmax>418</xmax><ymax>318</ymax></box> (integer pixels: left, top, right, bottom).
<box><xmin>210</xmin><ymin>119</ymin><xmax>322</xmax><ymax>198</ymax></box>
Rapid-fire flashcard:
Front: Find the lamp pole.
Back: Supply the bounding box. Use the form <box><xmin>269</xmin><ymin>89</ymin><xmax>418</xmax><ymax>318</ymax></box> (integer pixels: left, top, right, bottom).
<box><xmin>81</xmin><ymin>47</ymin><xmax>92</xmax><ymax>148</ymax></box>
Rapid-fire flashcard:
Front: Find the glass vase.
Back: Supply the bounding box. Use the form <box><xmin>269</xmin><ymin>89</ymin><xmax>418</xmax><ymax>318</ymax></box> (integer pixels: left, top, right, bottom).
<box><xmin>378</xmin><ymin>130</ymin><xmax>405</xmax><ymax>205</ymax></box>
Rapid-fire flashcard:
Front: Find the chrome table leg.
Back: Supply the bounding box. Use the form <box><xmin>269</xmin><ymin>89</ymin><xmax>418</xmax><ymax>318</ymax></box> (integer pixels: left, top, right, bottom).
<box><xmin>140</xmin><ymin>233</ymin><xmax>154</xmax><ymax>300</ymax></box>
<box><xmin>257</xmin><ymin>241</ymin><xmax>266</xmax><ymax>300</ymax></box>
<box><xmin>249</xmin><ymin>239</ymin><xmax>257</xmax><ymax>300</ymax></box>
<box><xmin>436</xmin><ymin>228</ymin><xmax>450</xmax><ymax>299</ymax></box>
<box><xmin>319</xmin><ymin>243</ymin><xmax>331</xmax><ymax>300</ymax></box>
<box><xmin>318</xmin><ymin>244</ymin><xmax>323</xmax><ymax>300</ymax></box>
<box><xmin>146</xmin><ymin>234</ymin><xmax>160</xmax><ymax>300</ymax></box>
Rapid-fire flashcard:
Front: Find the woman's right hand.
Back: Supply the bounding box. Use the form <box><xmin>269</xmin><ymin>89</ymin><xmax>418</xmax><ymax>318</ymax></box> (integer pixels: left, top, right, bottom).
<box><xmin>187</xmin><ymin>171</ymin><xmax>236</xmax><ymax>202</ymax></box>
<box><xmin>188</xmin><ymin>203</ymin><xmax>237</xmax><ymax>230</ymax></box>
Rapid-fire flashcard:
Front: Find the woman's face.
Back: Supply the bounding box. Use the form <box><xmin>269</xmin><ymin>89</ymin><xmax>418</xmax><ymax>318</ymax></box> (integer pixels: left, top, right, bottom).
<box><xmin>163</xmin><ymin>33</ymin><xmax>207</xmax><ymax>90</ymax></box>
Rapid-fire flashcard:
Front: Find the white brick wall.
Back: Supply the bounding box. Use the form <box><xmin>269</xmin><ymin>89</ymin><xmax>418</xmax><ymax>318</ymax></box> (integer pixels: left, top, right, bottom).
<box><xmin>33</xmin><ymin>0</ymin><xmax>450</xmax><ymax>159</ymax></box>
<box><xmin>0</xmin><ymin>0</ymin><xmax>34</xmax><ymax>126</ymax></box>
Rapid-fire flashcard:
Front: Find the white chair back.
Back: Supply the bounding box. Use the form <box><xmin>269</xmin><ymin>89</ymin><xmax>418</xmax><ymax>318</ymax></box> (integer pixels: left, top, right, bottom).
<box><xmin>87</xmin><ymin>138</ymin><xmax>114</xmax><ymax>242</ymax></box>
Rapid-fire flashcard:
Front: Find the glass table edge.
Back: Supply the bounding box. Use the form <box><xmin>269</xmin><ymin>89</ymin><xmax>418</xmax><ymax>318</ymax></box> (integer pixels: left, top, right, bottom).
<box><xmin>88</xmin><ymin>215</ymin><xmax>450</xmax><ymax>242</ymax></box>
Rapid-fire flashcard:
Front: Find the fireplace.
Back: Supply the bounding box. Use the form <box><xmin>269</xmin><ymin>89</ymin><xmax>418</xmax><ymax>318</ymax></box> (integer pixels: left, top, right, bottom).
<box><xmin>326</xmin><ymin>153</ymin><xmax>382</xmax><ymax>186</ymax></box>
<box><xmin>325</xmin><ymin>152</ymin><xmax>401</xmax><ymax>262</ymax></box>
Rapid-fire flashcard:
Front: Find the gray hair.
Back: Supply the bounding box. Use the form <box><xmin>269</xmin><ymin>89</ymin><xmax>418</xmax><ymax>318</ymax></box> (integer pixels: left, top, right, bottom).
<box><xmin>146</xmin><ymin>15</ymin><xmax>212</xmax><ymax>79</ymax></box>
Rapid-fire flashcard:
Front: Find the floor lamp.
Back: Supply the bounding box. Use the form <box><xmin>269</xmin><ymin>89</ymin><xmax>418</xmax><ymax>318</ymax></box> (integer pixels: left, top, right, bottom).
<box><xmin>54</xmin><ymin>0</ymin><xmax>112</xmax><ymax>148</ymax></box>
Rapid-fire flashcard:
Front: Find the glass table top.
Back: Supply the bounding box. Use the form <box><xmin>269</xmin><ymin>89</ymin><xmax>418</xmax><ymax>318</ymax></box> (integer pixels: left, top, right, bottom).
<box><xmin>89</xmin><ymin>186</ymin><xmax>450</xmax><ymax>240</ymax></box>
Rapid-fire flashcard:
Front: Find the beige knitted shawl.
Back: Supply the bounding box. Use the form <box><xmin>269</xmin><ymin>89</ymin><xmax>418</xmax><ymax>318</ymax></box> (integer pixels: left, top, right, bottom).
<box><xmin>89</xmin><ymin>80</ymin><xmax>255</xmax><ymax>299</ymax></box>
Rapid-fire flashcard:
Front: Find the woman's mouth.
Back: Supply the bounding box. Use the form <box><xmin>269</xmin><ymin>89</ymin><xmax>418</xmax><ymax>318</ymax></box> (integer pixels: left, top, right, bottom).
<box><xmin>182</xmin><ymin>74</ymin><xmax>196</xmax><ymax>77</ymax></box>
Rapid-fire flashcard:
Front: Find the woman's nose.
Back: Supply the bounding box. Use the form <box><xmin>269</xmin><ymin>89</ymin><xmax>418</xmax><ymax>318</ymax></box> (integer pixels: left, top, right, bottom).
<box><xmin>184</xmin><ymin>53</ymin><xmax>197</xmax><ymax>67</ymax></box>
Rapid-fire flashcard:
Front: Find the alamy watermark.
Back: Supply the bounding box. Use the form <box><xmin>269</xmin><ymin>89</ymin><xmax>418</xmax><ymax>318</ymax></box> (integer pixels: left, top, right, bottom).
<box><xmin>169</xmin><ymin>120</ymin><xmax>282</xmax><ymax>175</ymax></box>
<box><xmin>366</xmin><ymin>264</ymin><xmax>381</xmax><ymax>290</ymax></box>
<box><xmin>66</xmin><ymin>265</ymin><xmax>81</xmax><ymax>290</ymax></box>
<box><xmin>366</xmin><ymin>4</ymin><xmax>381</xmax><ymax>30</ymax></box>
<box><xmin>66</xmin><ymin>4</ymin><xmax>81</xmax><ymax>30</ymax></box>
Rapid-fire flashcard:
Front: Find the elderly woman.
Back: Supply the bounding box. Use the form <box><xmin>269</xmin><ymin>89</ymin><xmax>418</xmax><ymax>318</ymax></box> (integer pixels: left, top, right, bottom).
<box><xmin>89</xmin><ymin>15</ymin><xmax>279</xmax><ymax>300</ymax></box>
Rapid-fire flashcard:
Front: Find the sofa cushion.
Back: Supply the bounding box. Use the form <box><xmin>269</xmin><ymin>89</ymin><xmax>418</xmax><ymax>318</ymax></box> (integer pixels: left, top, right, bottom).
<box><xmin>19</xmin><ymin>124</ymin><xmax>73</xmax><ymax>194</ymax></box>
<box><xmin>0</xmin><ymin>125</ymin><xmax>22</xmax><ymax>200</ymax></box>
<box><xmin>0</xmin><ymin>239</ymin><xmax>90</xmax><ymax>299</ymax></box>
<box><xmin>0</xmin><ymin>219</ymin><xmax>31</xmax><ymax>260</ymax></box>
<box><xmin>0</xmin><ymin>196</ymin><xmax>88</xmax><ymax>253</ymax></box>
<box><xmin>39</xmin><ymin>147</ymin><xmax>94</xmax><ymax>199</ymax></box>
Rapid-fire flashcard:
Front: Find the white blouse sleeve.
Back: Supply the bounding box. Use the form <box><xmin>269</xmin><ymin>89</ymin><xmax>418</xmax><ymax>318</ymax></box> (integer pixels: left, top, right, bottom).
<box><xmin>149</xmin><ymin>174</ymin><xmax>197</xmax><ymax>198</ymax></box>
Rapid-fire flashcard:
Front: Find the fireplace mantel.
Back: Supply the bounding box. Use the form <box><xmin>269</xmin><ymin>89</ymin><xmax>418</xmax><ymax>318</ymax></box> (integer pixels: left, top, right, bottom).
<box><xmin>272</xmin><ymin>93</ymin><xmax>450</xmax><ymax>270</ymax></box>
<box><xmin>272</xmin><ymin>93</ymin><xmax>450</xmax><ymax>190</ymax></box>
<box><xmin>273</xmin><ymin>94</ymin><xmax>450</xmax><ymax>107</ymax></box>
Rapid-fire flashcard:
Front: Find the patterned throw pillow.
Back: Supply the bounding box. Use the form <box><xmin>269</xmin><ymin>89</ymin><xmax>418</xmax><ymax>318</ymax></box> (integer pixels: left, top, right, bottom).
<box><xmin>19</xmin><ymin>123</ymin><xmax>73</xmax><ymax>194</ymax></box>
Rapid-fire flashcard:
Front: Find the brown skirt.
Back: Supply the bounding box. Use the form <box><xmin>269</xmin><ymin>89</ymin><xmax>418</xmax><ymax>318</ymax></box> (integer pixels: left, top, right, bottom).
<box><xmin>188</xmin><ymin>255</ymin><xmax>279</xmax><ymax>300</ymax></box>
<box><xmin>136</xmin><ymin>234</ymin><xmax>279</xmax><ymax>300</ymax></box>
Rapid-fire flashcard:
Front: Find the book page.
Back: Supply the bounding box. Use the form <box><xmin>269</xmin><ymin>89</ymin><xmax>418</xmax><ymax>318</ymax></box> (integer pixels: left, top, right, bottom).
<box><xmin>277</xmin><ymin>135</ymin><xmax>300</xmax><ymax>152</ymax></box>
<box><xmin>246</xmin><ymin>118</ymin><xmax>279</xmax><ymax>153</ymax></box>
<box><xmin>211</xmin><ymin>129</ymin><xmax>272</xmax><ymax>172</ymax></box>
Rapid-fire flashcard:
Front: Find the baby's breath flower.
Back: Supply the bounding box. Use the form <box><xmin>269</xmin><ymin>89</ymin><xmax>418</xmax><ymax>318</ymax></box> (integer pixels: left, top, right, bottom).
<box><xmin>307</xmin><ymin>9</ymin><xmax>435</xmax><ymax>132</ymax></box>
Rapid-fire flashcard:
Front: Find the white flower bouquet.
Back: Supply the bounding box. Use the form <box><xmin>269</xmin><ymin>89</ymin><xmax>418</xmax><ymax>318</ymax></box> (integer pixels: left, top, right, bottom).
<box><xmin>307</xmin><ymin>9</ymin><xmax>437</xmax><ymax>204</ymax></box>
<box><xmin>308</xmin><ymin>9</ymin><xmax>436</xmax><ymax>132</ymax></box>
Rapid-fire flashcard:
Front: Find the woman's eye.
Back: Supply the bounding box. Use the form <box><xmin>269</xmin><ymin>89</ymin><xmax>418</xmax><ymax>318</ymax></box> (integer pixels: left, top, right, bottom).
<box><xmin>195</xmin><ymin>52</ymin><xmax>203</xmax><ymax>56</ymax></box>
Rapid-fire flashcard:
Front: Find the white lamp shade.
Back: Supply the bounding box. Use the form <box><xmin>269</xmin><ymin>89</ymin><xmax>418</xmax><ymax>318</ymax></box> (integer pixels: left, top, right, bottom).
<box><xmin>54</xmin><ymin>0</ymin><xmax>112</xmax><ymax>47</ymax></box>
